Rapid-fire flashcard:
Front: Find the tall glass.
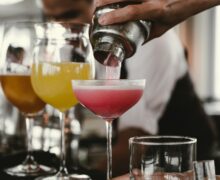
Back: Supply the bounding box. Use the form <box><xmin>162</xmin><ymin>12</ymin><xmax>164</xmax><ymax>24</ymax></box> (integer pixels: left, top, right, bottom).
<box><xmin>129</xmin><ymin>136</ymin><xmax>197</xmax><ymax>179</ymax></box>
<box><xmin>31</xmin><ymin>22</ymin><xmax>95</xmax><ymax>179</ymax></box>
<box><xmin>0</xmin><ymin>22</ymin><xmax>55</xmax><ymax>177</ymax></box>
<box><xmin>72</xmin><ymin>79</ymin><xmax>146</xmax><ymax>180</ymax></box>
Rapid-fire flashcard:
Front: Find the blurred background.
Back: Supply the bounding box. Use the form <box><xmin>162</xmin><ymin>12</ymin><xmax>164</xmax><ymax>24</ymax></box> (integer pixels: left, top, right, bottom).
<box><xmin>0</xmin><ymin>0</ymin><xmax>220</xmax><ymax>174</ymax></box>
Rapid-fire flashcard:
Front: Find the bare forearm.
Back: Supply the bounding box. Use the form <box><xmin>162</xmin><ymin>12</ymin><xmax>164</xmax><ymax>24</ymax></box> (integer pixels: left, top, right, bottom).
<box><xmin>187</xmin><ymin>0</ymin><xmax>220</xmax><ymax>10</ymax></box>
<box><xmin>171</xmin><ymin>0</ymin><xmax>220</xmax><ymax>21</ymax></box>
<box><xmin>204</xmin><ymin>0</ymin><xmax>220</xmax><ymax>7</ymax></box>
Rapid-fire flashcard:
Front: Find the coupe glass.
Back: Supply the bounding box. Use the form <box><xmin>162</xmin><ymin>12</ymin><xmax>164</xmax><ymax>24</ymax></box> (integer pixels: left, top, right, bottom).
<box><xmin>31</xmin><ymin>22</ymin><xmax>95</xmax><ymax>179</ymax></box>
<box><xmin>0</xmin><ymin>22</ymin><xmax>55</xmax><ymax>177</ymax></box>
<box><xmin>72</xmin><ymin>79</ymin><xmax>146</xmax><ymax>180</ymax></box>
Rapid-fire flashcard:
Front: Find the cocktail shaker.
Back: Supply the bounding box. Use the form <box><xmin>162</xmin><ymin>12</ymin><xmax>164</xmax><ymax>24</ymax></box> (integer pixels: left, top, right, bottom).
<box><xmin>90</xmin><ymin>2</ymin><xmax>151</xmax><ymax>66</ymax></box>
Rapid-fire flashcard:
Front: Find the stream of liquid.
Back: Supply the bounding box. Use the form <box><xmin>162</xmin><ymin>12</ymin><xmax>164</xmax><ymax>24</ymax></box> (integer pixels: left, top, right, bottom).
<box><xmin>103</xmin><ymin>53</ymin><xmax>121</xmax><ymax>80</ymax></box>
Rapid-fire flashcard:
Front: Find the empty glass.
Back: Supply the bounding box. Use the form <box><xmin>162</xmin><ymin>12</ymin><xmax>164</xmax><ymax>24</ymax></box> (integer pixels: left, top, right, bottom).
<box><xmin>129</xmin><ymin>136</ymin><xmax>197</xmax><ymax>180</ymax></box>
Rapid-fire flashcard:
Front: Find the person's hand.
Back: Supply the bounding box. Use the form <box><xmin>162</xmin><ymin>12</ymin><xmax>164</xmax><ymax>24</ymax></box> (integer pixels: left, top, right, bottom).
<box><xmin>94</xmin><ymin>0</ymin><xmax>220</xmax><ymax>41</ymax></box>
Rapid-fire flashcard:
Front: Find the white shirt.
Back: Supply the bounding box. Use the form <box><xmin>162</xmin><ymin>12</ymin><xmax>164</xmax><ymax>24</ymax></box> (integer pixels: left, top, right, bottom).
<box><xmin>119</xmin><ymin>30</ymin><xmax>188</xmax><ymax>134</ymax></box>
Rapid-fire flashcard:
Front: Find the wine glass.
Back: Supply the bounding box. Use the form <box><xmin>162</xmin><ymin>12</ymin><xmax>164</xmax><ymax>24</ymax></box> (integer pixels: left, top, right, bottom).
<box><xmin>72</xmin><ymin>79</ymin><xmax>146</xmax><ymax>180</ymax></box>
<box><xmin>0</xmin><ymin>22</ymin><xmax>56</xmax><ymax>177</ymax></box>
<box><xmin>31</xmin><ymin>22</ymin><xmax>95</xmax><ymax>179</ymax></box>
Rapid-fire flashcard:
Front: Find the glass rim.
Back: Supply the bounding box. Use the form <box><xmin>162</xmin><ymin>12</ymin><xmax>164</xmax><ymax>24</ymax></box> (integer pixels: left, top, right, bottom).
<box><xmin>3</xmin><ymin>21</ymin><xmax>90</xmax><ymax>27</ymax></box>
<box><xmin>72</xmin><ymin>79</ymin><xmax>146</xmax><ymax>83</ymax></box>
<box><xmin>72</xmin><ymin>79</ymin><xmax>146</xmax><ymax>88</ymax></box>
<box><xmin>129</xmin><ymin>136</ymin><xmax>197</xmax><ymax>145</ymax></box>
<box><xmin>3</xmin><ymin>20</ymin><xmax>43</xmax><ymax>26</ymax></box>
<box><xmin>34</xmin><ymin>21</ymin><xmax>90</xmax><ymax>28</ymax></box>
<box><xmin>34</xmin><ymin>21</ymin><xmax>90</xmax><ymax>40</ymax></box>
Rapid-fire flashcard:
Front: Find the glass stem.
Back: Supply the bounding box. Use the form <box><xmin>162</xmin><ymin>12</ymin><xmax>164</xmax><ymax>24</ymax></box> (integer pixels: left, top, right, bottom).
<box><xmin>26</xmin><ymin>116</ymin><xmax>34</xmax><ymax>154</ymax></box>
<box><xmin>23</xmin><ymin>116</ymin><xmax>38</xmax><ymax>168</ymax></box>
<box><xmin>105</xmin><ymin>120</ymin><xmax>113</xmax><ymax>180</ymax></box>
<box><xmin>1</xmin><ymin>115</ymin><xmax>7</xmax><ymax>149</ymax></box>
<box><xmin>58</xmin><ymin>111</ymin><xmax>68</xmax><ymax>175</ymax></box>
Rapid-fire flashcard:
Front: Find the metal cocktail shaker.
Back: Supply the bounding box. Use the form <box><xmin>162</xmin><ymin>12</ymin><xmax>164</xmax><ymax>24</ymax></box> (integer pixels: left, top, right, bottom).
<box><xmin>90</xmin><ymin>2</ymin><xmax>151</xmax><ymax>66</ymax></box>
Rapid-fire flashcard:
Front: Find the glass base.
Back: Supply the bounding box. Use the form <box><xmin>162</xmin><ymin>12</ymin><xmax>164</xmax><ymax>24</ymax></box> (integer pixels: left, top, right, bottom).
<box><xmin>36</xmin><ymin>173</ymin><xmax>92</xmax><ymax>180</ymax></box>
<box><xmin>4</xmin><ymin>164</ymin><xmax>56</xmax><ymax>177</ymax></box>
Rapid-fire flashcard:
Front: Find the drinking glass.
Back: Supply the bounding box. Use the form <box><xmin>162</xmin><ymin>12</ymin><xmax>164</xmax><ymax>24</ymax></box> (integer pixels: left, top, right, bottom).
<box><xmin>0</xmin><ymin>22</ymin><xmax>55</xmax><ymax>177</ymax></box>
<box><xmin>31</xmin><ymin>22</ymin><xmax>95</xmax><ymax>179</ymax></box>
<box><xmin>72</xmin><ymin>79</ymin><xmax>146</xmax><ymax>180</ymax></box>
<box><xmin>129</xmin><ymin>136</ymin><xmax>197</xmax><ymax>180</ymax></box>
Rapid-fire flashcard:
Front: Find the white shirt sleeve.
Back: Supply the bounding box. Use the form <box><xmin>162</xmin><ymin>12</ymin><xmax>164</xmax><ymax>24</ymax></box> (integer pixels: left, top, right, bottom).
<box><xmin>118</xmin><ymin>29</ymin><xmax>188</xmax><ymax>135</ymax></box>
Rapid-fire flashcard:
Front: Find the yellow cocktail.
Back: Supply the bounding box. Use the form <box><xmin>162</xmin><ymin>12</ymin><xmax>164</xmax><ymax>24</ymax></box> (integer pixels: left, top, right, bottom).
<box><xmin>31</xmin><ymin>62</ymin><xmax>92</xmax><ymax>112</ymax></box>
<box><xmin>30</xmin><ymin>22</ymin><xmax>94</xmax><ymax>179</ymax></box>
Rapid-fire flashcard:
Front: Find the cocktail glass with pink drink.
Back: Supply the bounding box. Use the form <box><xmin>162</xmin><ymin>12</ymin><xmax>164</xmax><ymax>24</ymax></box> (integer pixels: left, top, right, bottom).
<box><xmin>71</xmin><ymin>79</ymin><xmax>146</xmax><ymax>180</ymax></box>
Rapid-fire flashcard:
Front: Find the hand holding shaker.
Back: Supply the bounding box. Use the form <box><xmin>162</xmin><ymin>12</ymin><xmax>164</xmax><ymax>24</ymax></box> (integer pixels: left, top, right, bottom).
<box><xmin>90</xmin><ymin>1</ymin><xmax>151</xmax><ymax>66</ymax></box>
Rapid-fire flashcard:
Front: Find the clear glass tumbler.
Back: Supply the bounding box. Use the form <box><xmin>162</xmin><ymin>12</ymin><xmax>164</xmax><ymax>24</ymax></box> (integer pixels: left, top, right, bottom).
<box><xmin>129</xmin><ymin>136</ymin><xmax>197</xmax><ymax>180</ymax></box>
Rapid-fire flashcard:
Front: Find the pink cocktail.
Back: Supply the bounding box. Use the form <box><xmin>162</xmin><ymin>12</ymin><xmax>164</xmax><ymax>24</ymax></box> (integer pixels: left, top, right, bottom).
<box><xmin>73</xmin><ymin>86</ymin><xmax>143</xmax><ymax>120</ymax></box>
<box><xmin>72</xmin><ymin>79</ymin><xmax>145</xmax><ymax>180</ymax></box>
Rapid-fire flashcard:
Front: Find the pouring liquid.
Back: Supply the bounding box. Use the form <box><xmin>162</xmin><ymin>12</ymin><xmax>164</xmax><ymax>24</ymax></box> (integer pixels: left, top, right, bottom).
<box><xmin>103</xmin><ymin>53</ymin><xmax>121</xmax><ymax>80</ymax></box>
